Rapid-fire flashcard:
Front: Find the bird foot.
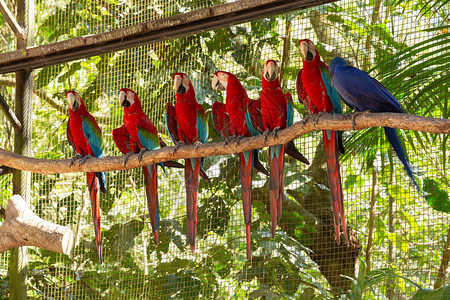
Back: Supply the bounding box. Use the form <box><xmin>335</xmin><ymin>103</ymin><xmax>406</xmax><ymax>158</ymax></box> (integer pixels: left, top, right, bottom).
<box><xmin>123</xmin><ymin>152</ymin><xmax>133</xmax><ymax>167</ymax></box>
<box><xmin>314</xmin><ymin>112</ymin><xmax>325</xmax><ymax>127</ymax></box>
<box><xmin>235</xmin><ymin>136</ymin><xmax>243</xmax><ymax>148</ymax></box>
<box><xmin>138</xmin><ymin>148</ymin><xmax>146</xmax><ymax>163</ymax></box>
<box><xmin>301</xmin><ymin>115</ymin><xmax>312</xmax><ymax>129</ymax></box>
<box><xmin>69</xmin><ymin>153</ymin><xmax>84</xmax><ymax>167</ymax></box>
<box><xmin>173</xmin><ymin>141</ymin><xmax>185</xmax><ymax>154</ymax></box>
<box><xmin>223</xmin><ymin>136</ymin><xmax>236</xmax><ymax>146</ymax></box>
<box><xmin>262</xmin><ymin>130</ymin><xmax>271</xmax><ymax>143</ymax></box>
<box><xmin>193</xmin><ymin>140</ymin><xmax>202</xmax><ymax>150</ymax></box>
<box><xmin>78</xmin><ymin>154</ymin><xmax>92</xmax><ymax>166</ymax></box>
<box><xmin>350</xmin><ymin>111</ymin><xmax>370</xmax><ymax>130</ymax></box>
<box><xmin>272</xmin><ymin>127</ymin><xmax>280</xmax><ymax>138</ymax></box>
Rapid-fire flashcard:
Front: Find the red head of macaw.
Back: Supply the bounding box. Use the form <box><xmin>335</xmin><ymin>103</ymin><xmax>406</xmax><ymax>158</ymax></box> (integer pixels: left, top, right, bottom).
<box><xmin>66</xmin><ymin>90</ymin><xmax>105</xmax><ymax>264</ymax></box>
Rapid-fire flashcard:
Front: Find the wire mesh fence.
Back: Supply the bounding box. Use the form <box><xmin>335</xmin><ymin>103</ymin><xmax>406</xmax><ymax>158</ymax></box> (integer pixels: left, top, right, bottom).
<box><xmin>0</xmin><ymin>0</ymin><xmax>449</xmax><ymax>298</ymax></box>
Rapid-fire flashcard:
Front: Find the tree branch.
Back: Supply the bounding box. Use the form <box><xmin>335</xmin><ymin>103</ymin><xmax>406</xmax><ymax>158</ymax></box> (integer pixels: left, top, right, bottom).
<box><xmin>0</xmin><ymin>0</ymin><xmax>25</xmax><ymax>41</ymax></box>
<box><xmin>0</xmin><ymin>195</ymin><xmax>75</xmax><ymax>254</ymax></box>
<box><xmin>0</xmin><ymin>92</ymin><xmax>22</xmax><ymax>131</ymax></box>
<box><xmin>0</xmin><ymin>112</ymin><xmax>448</xmax><ymax>175</ymax></box>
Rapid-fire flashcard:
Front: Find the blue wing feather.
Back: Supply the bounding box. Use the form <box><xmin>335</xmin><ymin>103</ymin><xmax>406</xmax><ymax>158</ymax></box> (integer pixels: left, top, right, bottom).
<box><xmin>82</xmin><ymin>117</ymin><xmax>104</xmax><ymax>158</ymax></box>
<box><xmin>196</xmin><ymin>105</ymin><xmax>209</xmax><ymax>144</ymax></box>
<box><xmin>320</xmin><ymin>64</ymin><xmax>343</xmax><ymax>114</ymax></box>
<box><xmin>245</xmin><ymin>110</ymin><xmax>260</xmax><ymax>137</ymax></box>
<box><xmin>138</xmin><ymin>128</ymin><xmax>160</xmax><ymax>151</ymax></box>
<box><xmin>165</xmin><ymin>111</ymin><xmax>177</xmax><ymax>144</ymax></box>
<box><xmin>81</xmin><ymin>116</ymin><xmax>106</xmax><ymax>193</ymax></box>
<box><xmin>286</xmin><ymin>92</ymin><xmax>294</xmax><ymax>128</ymax></box>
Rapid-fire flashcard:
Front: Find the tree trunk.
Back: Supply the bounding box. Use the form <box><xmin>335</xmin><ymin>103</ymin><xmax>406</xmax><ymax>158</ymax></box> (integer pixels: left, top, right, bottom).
<box><xmin>434</xmin><ymin>226</ymin><xmax>450</xmax><ymax>289</ymax></box>
<box><xmin>280</xmin><ymin>140</ymin><xmax>361</xmax><ymax>293</ymax></box>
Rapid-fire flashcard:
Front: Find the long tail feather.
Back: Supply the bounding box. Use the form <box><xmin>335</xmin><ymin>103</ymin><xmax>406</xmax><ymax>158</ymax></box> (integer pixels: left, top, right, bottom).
<box><xmin>268</xmin><ymin>145</ymin><xmax>285</xmax><ymax>238</ymax></box>
<box><xmin>323</xmin><ymin>130</ymin><xmax>348</xmax><ymax>245</ymax></box>
<box><xmin>87</xmin><ymin>172</ymin><xmax>102</xmax><ymax>264</ymax></box>
<box><xmin>185</xmin><ymin>157</ymin><xmax>201</xmax><ymax>253</ymax></box>
<box><xmin>383</xmin><ymin>127</ymin><xmax>420</xmax><ymax>191</ymax></box>
<box><xmin>96</xmin><ymin>171</ymin><xmax>106</xmax><ymax>194</ymax></box>
<box><xmin>163</xmin><ymin>160</ymin><xmax>184</xmax><ymax>169</ymax></box>
<box><xmin>143</xmin><ymin>165</ymin><xmax>159</xmax><ymax>245</ymax></box>
<box><xmin>162</xmin><ymin>160</ymin><xmax>210</xmax><ymax>182</ymax></box>
<box><xmin>337</xmin><ymin>131</ymin><xmax>345</xmax><ymax>154</ymax></box>
<box><xmin>239</xmin><ymin>151</ymin><xmax>254</xmax><ymax>259</ymax></box>
<box><xmin>285</xmin><ymin>141</ymin><xmax>310</xmax><ymax>165</ymax></box>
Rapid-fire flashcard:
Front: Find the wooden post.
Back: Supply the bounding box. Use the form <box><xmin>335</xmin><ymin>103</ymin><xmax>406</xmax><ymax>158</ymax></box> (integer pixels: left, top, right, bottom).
<box><xmin>10</xmin><ymin>0</ymin><xmax>34</xmax><ymax>297</ymax></box>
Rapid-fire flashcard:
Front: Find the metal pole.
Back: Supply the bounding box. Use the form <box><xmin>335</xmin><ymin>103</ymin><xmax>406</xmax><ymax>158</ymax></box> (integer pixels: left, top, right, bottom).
<box><xmin>9</xmin><ymin>0</ymin><xmax>34</xmax><ymax>296</ymax></box>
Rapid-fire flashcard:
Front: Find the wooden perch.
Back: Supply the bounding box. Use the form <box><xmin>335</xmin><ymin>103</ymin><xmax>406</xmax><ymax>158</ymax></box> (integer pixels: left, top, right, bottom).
<box><xmin>0</xmin><ymin>112</ymin><xmax>448</xmax><ymax>175</ymax></box>
<box><xmin>0</xmin><ymin>195</ymin><xmax>75</xmax><ymax>255</ymax></box>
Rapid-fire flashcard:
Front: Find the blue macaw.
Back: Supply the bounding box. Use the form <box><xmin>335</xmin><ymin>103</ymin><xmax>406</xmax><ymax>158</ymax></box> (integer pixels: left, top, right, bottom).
<box><xmin>329</xmin><ymin>57</ymin><xmax>420</xmax><ymax>191</ymax></box>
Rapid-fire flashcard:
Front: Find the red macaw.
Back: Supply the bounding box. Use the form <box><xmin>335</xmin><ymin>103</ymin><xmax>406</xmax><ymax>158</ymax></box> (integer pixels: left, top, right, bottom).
<box><xmin>212</xmin><ymin>71</ymin><xmax>268</xmax><ymax>260</ymax></box>
<box><xmin>165</xmin><ymin>73</ymin><xmax>209</xmax><ymax>253</ymax></box>
<box><xmin>115</xmin><ymin>88</ymin><xmax>162</xmax><ymax>246</ymax></box>
<box><xmin>259</xmin><ymin>60</ymin><xmax>310</xmax><ymax>238</ymax></box>
<box><xmin>296</xmin><ymin>39</ymin><xmax>348</xmax><ymax>245</ymax></box>
<box><xmin>66</xmin><ymin>91</ymin><xmax>106</xmax><ymax>264</ymax></box>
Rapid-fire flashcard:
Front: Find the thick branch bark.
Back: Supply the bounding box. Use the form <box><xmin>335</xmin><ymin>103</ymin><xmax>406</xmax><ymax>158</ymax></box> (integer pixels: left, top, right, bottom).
<box><xmin>0</xmin><ymin>112</ymin><xmax>448</xmax><ymax>175</ymax></box>
<box><xmin>0</xmin><ymin>195</ymin><xmax>75</xmax><ymax>254</ymax></box>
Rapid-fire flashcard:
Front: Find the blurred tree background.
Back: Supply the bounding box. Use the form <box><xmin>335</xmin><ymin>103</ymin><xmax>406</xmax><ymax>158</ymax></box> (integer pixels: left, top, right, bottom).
<box><xmin>0</xmin><ymin>0</ymin><xmax>449</xmax><ymax>298</ymax></box>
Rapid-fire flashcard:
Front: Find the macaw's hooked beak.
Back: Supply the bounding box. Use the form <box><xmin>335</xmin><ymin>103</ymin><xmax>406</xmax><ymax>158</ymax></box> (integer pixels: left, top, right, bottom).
<box><xmin>67</xmin><ymin>92</ymin><xmax>79</xmax><ymax>111</ymax></box>
<box><xmin>212</xmin><ymin>75</ymin><xmax>226</xmax><ymax>91</ymax></box>
<box><xmin>173</xmin><ymin>75</ymin><xmax>186</xmax><ymax>95</ymax></box>
<box><xmin>299</xmin><ymin>41</ymin><xmax>314</xmax><ymax>62</ymax></box>
<box><xmin>119</xmin><ymin>90</ymin><xmax>131</xmax><ymax>108</ymax></box>
<box><xmin>265</xmin><ymin>61</ymin><xmax>277</xmax><ymax>81</ymax></box>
